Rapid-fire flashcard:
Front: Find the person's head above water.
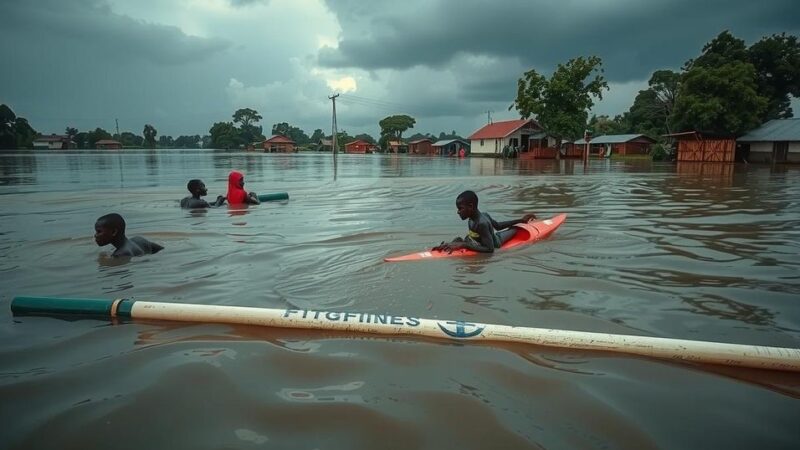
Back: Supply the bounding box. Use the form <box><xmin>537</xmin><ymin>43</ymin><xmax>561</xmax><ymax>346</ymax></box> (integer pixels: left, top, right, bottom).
<box><xmin>456</xmin><ymin>190</ymin><xmax>479</xmax><ymax>220</ymax></box>
<box><xmin>187</xmin><ymin>179</ymin><xmax>207</xmax><ymax>197</ymax></box>
<box><xmin>94</xmin><ymin>213</ymin><xmax>126</xmax><ymax>246</ymax></box>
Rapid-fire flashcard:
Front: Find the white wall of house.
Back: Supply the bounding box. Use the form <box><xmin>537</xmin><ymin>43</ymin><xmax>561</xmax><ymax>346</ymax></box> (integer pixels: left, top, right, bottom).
<box><xmin>748</xmin><ymin>141</ymin><xmax>800</xmax><ymax>153</ymax></box>
<box><xmin>746</xmin><ymin>141</ymin><xmax>800</xmax><ymax>162</ymax></box>
<box><xmin>470</xmin><ymin>137</ymin><xmax>504</xmax><ymax>155</ymax></box>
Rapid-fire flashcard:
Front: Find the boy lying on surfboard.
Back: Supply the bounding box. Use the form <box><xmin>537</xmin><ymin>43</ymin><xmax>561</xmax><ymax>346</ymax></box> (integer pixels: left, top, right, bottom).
<box><xmin>433</xmin><ymin>190</ymin><xmax>536</xmax><ymax>253</ymax></box>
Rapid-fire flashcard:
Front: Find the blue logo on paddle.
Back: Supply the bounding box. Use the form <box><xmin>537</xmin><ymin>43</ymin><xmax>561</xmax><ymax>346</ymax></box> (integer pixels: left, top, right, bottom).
<box><xmin>437</xmin><ymin>320</ymin><xmax>485</xmax><ymax>339</ymax></box>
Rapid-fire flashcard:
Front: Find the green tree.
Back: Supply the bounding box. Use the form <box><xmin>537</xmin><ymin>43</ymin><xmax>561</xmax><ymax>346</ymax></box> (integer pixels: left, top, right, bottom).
<box><xmin>174</xmin><ymin>135</ymin><xmax>201</xmax><ymax>148</ymax></box>
<box><xmin>87</xmin><ymin>128</ymin><xmax>113</xmax><ymax>148</ymax></box>
<box><xmin>143</xmin><ymin>124</ymin><xmax>157</xmax><ymax>149</ymax></box>
<box><xmin>119</xmin><ymin>131</ymin><xmax>143</xmax><ymax>147</ymax></box>
<box><xmin>271</xmin><ymin>122</ymin><xmax>309</xmax><ymax>145</ymax></box>
<box><xmin>672</xmin><ymin>32</ymin><xmax>768</xmax><ymax>135</ymax></box>
<box><xmin>309</xmin><ymin>128</ymin><xmax>326</xmax><ymax>143</ymax></box>
<box><xmin>748</xmin><ymin>33</ymin><xmax>800</xmax><ymax>120</ymax></box>
<box><xmin>74</xmin><ymin>132</ymin><xmax>88</xmax><ymax>149</ymax></box>
<box><xmin>158</xmin><ymin>135</ymin><xmax>174</xmax><ymax>148</ymax></box>
<box><xmin>233</xmin><ymin>108</ymin><xmax>262</xmax><ymax>128</ymax></box>
<box><xmin>65</xmin><ymin>127</ymin><xmax>78</xmax><ymax>140</ymax></box>
<box><xmin>354</xmin><ymin>133</ymin><xmax>376</xmax><ymax>144</ymax></box>
<box><xmin>511</xmin><ymin>56</ymin><xmax>608</xmax><ymax>144</ymax></box>
<box><xmin>378</xmin><ymin>115</ymin><xmax>416</xmax><ymax>149</ymax></box>
<box><xmin>209</xmin><ymin>121</ymin><xmax>243</xmax><ymax>149</ymax></box>
<box><xmin>588</xmin><ymin>114</ymin><xmax>628</xmax><ymax>136</ymax></box>
<box><xmin>1</xmin><ymin>104</ymin><xmax>38</xmax><ymax>149</ymax></box>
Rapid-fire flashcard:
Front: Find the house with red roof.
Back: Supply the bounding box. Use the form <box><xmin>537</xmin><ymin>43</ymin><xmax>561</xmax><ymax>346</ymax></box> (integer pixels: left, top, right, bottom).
<box><xmin>262</xmin><ymin>135</ymin><xmax>296</xmax><ymax>153</ymax></box>
<box><xmin>468</xmin><ymin>119</ymin><xmax>543</xmax><ymax>157</ymax></box>
<box><xmin>95</xmin><ymin>139</ymin><xmax>122</xmax><ymax>150</ymax></box>
<box><xmin>345</xmin><ymin>139</ymin><xmax>374</xmax><ymax>154</ymax></box>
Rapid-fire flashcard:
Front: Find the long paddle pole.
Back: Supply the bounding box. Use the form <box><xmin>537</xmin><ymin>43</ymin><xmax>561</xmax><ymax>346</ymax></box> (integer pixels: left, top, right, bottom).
<box><xmin>10</xmin><ymin>296</ymin><xmax>800</xmax><ymax>372</ymax></box>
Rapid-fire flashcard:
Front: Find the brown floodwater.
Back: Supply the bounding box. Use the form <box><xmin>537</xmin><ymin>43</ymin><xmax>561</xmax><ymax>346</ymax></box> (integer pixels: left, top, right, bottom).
<box><xmin>1</xmin><ymin>150</ymin><xmax>799</xmax><ymax>449</ymax></box>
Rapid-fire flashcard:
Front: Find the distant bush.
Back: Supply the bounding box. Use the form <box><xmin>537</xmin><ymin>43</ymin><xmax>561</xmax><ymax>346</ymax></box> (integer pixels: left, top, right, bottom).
<box><xmin>650</xmin><ymin>144</ymin><xmax>668</xmax><ymax>161</ymax></box>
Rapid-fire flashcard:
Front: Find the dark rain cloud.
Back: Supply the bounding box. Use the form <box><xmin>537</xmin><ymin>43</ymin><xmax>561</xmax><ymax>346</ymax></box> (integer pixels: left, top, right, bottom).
<box><xmin>319</xmin><ymin>0</ymin><xmax>800</xmax><ymax>82</ymax></box>
<box><xmin>2</xmin><ymin>0</ymin><xmax>231</xmax><ymax>66</ymax></box>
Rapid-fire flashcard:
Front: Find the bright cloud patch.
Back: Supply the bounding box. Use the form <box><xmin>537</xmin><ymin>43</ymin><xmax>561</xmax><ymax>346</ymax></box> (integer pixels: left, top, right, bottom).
<box><xmin>327</xmin><ymin>76</ymin><xmax>357</xmax><ymax>93</ymax></box>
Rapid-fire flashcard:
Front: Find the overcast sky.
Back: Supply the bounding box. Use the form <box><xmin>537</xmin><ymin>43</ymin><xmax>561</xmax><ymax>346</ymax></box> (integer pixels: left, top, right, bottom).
<box><xmin>2</xmin><ymin>0</ymin><xmax>798</xmax><ymax>138</ymax></box>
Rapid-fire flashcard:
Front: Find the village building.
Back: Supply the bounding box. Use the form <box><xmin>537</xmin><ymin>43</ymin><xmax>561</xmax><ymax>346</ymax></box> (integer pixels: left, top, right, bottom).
<box><xmin>95</xmin><ymin>139</ymin><xmax>122</xmax><ymax>150</ymax></box>
<box><xmin>386</xmin><ymin>140</ymin><xmax>408</xmax><ymax>153</ymax></box>
<box><xmin>262</xmin><ymin>135</ymin><xmax>296</xmax><ymax>153</ymax></box>
<box><xmin>468</xmin><ymin>119</ymin><xmax>543</xmax><ymax>157</ymax></box>
<box><xmin>520</xmin><ymin>132</ymin><xmax>558</xmax><ymax>159</ymax></box>
<box><xmin>344</xmin><ymin>139</ymin><xmax>374</xmax><ymax>154</ymax></box>
<box><xmin>664</xmin><ymin>131</ymin><xmax>735</xmax><ymax>163</ymax></box>
<box><xmin>573</xmin><ymin>134</ymin><xmax>656</xmax><ymax>157</ymax></box>
<box><xmin>32</xmin><ymin>134</ymin><xmax>75</xmax><ymax>150</ymax></box>
<box><xmin>408</xmin><ymin>138</ymin><xmax>434</xmax><ymax>155</ymax></box>
<box><xmin>432</xmin><ymin>139</ymin><xmax>470</xmax><ymax>156</ymax></box>
<box><xmin>737</xmin><ymin>118</ymin><xmax>800</xmax><ymax>163</ymax></box>
<box><xmin>317</xmin><ymin>138</ymin><xmax>333</xmax><ymax>151</ymax></box>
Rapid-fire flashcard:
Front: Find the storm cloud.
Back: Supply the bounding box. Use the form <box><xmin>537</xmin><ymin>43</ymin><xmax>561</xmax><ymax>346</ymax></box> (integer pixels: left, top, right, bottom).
<box><xmin>1</xmin><ymin>0</ymin><xmax>797</xmax><ymax>138</ymax></box>
<box><xmin>320</xmin><ymin>0</ymin><xmax>800</xmax><ymax>82</ymax></box>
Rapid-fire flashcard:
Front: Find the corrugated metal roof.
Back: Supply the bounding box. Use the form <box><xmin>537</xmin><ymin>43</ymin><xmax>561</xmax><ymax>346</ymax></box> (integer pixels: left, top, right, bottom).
<box><xmin>574</xmin><ymin>134</ymin><xmax>654</xmax><ymax>144</ymax></box>
<box><xmin>432</xmin><ymin>139</ymin><xmax>468</xmax><ymax>147</ymax></box>
<box><xmin>738</xmin><ymin>119</ymin><xmax>800</xmax><ymax>142</ymax></box>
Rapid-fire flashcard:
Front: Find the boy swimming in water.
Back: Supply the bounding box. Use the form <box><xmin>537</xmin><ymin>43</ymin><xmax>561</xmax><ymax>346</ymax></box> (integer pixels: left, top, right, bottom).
<box><xmin>94</xmin><ymin>213</ymin><xmax>164</xmax><ymax>257</ymax></box>
<box><xmin>433</xmin><ymin>190</ymin><xmax>536</xmax><ymax>253</ymax></box>
<box><xmin>180</xmin><ymin>179</ymin><xmax>226</xmax><ymax>208</ymax></box>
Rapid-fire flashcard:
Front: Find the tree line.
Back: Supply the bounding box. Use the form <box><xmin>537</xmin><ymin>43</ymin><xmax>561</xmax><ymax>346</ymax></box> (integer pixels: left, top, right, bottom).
<box><xmin>511</xmin><ymin>31</ymin><xmax>800</xmax><ymax>147</ymax></box>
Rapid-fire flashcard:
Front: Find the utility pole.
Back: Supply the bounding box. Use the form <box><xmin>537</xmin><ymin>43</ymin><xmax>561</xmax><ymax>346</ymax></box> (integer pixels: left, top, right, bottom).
<box><xmin>486</xmin><ymin>110</ymin><xmax>493</xmax><ymax>124</ymax></box>
<box><xmin>115</xmin><ymin>118</ymin><xmax>120</xmax><ymax>138</ymax></box>
<box><xmin>328</xmin><ymin>93</ymin><xmax>340</xmax><ymax>179</ymax></box>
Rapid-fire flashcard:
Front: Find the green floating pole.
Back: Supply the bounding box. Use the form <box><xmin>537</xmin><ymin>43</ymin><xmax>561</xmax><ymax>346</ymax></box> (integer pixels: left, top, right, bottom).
<box><xmin>11</xmin><ymin>296</ymin><xmax>133</xmax><ymax>319</ymax></box>
<box><xmin>257</xmin><ymin>192</ymin><xmax>289</xmax><ymax>202</ymax></box>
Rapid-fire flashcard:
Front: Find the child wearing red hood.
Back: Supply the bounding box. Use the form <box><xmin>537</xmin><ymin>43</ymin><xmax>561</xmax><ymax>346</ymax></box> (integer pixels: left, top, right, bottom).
<box><xmin>226</xmin><ymin>170</ymin><xmax>260</xmax><ymax>205</ymax></box>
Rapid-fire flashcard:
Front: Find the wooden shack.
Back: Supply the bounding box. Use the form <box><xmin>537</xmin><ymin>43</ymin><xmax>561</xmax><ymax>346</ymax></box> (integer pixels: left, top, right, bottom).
<box><xmin>409</xmin><ymin>138</ymin><xmax>434</xmax><ymax>155</ymax></box>
<box><xmin>665</xmin><ymin>131</ymin><xmax>735</xmax><ymax>163</ymax></box>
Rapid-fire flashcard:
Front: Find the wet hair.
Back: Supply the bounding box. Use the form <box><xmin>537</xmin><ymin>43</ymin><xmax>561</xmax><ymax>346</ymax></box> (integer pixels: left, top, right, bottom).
<box><xmin>96</xmin><ymin>213</ymin><xmax>126</xmax><ymax>234</ymax></box>
<box><xmin>457</xmin><ymin>190</ymin><xmax>478</xmax><ymax>206</ymax></box>
<box><xmin>187</xmin><ymin>179</ymin><xmax>203</xmax><ymax>192</ymax></box>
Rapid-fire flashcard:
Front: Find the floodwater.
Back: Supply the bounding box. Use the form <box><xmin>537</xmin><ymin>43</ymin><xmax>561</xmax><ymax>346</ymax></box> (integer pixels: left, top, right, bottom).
<box><xmin>1</xmin><ymin>150</ymin><xmax>799</xmax><ymax>449</ymax></box>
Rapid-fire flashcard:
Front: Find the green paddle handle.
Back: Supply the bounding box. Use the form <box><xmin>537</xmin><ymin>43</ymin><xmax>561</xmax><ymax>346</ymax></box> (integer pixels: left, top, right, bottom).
<box><xmin>257</xmin><ymin>192</ymin><xmax>289</xmax><ymax>202</ymax></box>
<box><xmin>11</xmin><ymin>296</ymin><xmax>134</xmax><ymax>319</ymax></box>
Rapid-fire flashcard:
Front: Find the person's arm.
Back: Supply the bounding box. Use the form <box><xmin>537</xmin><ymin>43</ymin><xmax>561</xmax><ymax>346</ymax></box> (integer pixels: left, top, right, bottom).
<box><xmin>246</xmin><ymin>192</ymin><xmax>261</xmax><ymax>205</ymax></box>
<box><xmin>131</xmin><ymin>237</ymin><xmax>164</xmax><ymax>255</ymax></box>
<box><xmin>212</xmin><ymin>195</ymin><xmax>226</xmax><ymax>207</ymax></box>
<box><xmin>440</xmin><ymin>222</ymin><xmax>495</xmax><ymax>253</ymax></box>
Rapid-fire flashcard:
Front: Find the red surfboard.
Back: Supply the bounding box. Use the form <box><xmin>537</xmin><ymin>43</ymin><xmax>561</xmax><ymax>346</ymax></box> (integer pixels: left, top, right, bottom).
<box><xmin>384</xmin><ymin>213</ymin><xmax>566</xmax><ymax>262</ymax></box>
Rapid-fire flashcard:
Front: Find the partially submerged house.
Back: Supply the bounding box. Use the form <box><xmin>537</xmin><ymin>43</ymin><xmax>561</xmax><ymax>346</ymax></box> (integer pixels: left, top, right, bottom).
<box><xmin>664</xmin><ymin>131</ymin><xmax>735</xmax><ymax>163</ymax></box>
<box><xmin>33</xmin><ymin>134</ymin><xmax>74</xmax><ymax>150</ymax></box>
<box><xmin>345</xmin><ymin>139</ymin><xmax>374</xmax><ymax>154</ymax></box>
<box><xmin>262</xmin><ymin>135</ymin><xmax>296</xmax><ymax>153</ymax></box>
<box><xmin>573</xmin><ymin>134</ymin><xmax>656</xmax><ymax>157</ymax></box>
<box><xmin>468</xmin><ymin>119</ymin><xmax>542</xmax><ymax>157</ymax></box>
<box><xmin>95</xmin><ymin>139</ymin><xmax>122</xmax><ymax>150</ymax></box>
<box><xmin>432</xmin><ymin>139</ymin><xmax>469</xmax><ymax>156</ymax></box>
<box><xmin>737</xmin><ymin>118</ymin><xmax>800</xmax><ymax>163</ymax></box>
<box><xmin>409</xmin><ymin>138</ymin><xmax>434</xmax><ymax>155</ymax></box>
<box><xmin>520</xmin><ymin>132</ymin><xmax>558</xmax><ymax>159</ymax></box>
<box><xmin>387</xmin><ymin>140</ymin><xmax>408</xmax><ymax>153</ymax></box>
